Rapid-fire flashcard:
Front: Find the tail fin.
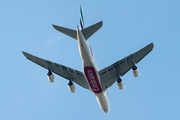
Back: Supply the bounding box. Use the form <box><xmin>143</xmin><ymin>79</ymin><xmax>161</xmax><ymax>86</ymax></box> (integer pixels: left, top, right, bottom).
<box><xmin>80</xmin><ymin>5</ymin><xmax>85</xmax><ymax>30</ymax></box>
<box><xmin>52</xmin><ymin>6</ymin><xmax>103</xmax><ymax>40</ymax></box>
<box><xmin>80</xmin><ymin>5</ymin><xmax>103</xmax><ymax>40</ymax></box>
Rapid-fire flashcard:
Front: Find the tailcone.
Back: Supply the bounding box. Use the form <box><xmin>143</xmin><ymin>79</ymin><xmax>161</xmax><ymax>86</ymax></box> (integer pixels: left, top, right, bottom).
<box><xmin>103</xmin><ymin>108</ymin><xmax>110</xmax><ymax>113</ymax></box>
<box><xmin>95</xmin><ymin>92</ymin><xmax>110</xmax><ymax>113</ymax></box>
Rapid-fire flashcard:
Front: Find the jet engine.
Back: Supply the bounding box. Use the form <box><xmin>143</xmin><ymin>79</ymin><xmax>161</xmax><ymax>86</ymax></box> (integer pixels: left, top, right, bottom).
<box><xmin>68</xmin><ymin>81</ymin><xmax>76</xmax><ymax>93</ymax></box>
<box><xmin>47</xmin><ymin>70</ymin><xmax>55</xmax><ymax>83</ymax></box>
<box><xmin>132</xmin><ymin>66</ymin><xmax>140</xmax><ymax>77</ymax></box>
<box><xmin>117</xmin><ymin>78</ymin><xmax>125</xmax><ymax>90</ymax></box>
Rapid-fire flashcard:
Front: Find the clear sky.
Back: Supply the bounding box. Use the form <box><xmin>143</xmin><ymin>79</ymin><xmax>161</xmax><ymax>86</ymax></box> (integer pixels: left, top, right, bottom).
<box><xmin>0</xmin><ymin>0</ymin><xmax>180</xmax><ymax>120</ymax></box>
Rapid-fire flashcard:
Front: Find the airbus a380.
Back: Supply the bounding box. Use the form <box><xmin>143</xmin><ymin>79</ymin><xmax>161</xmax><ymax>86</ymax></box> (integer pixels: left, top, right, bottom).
<box><xmin>22</xmin><ymin>6</ymin><xmax>154</xmax><ymax>113</ymax></box>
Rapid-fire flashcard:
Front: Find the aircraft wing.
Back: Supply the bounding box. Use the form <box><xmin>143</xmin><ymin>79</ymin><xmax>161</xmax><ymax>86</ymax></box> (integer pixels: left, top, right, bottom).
<box><xmin>22</xmin><ymin>51</ymin><xmax>91</xmax><ymax>91</ymax></box>
<box><xmin>98</xmin><ymin>43</ymin><xmax>154</xmax><ymax>91</ymax></box>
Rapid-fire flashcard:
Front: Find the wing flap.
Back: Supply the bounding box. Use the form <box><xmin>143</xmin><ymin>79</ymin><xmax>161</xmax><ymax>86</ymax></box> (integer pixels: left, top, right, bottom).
<box><xmin>22</xmin><ymin>51</ymin><xmax>91</xmax><ymax>90</ymax></box>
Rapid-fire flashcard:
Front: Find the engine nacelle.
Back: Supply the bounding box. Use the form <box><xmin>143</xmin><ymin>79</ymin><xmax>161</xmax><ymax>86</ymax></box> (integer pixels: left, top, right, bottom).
<box><xmin>117</xmin><ymin>78</ymin><xmax>125</xmax><ymax>90</ymax></box>
<box><xmin>132</xmin><ymin>66</ymin><xmax>140</xmax><ymax>77</ymax></box>
<box><xmin>68</xmin><ymin>81</ymin><xmax>76</xmax><ymax>93</ymax></box>
<box><xmin>47</xmin><ymin>70</ymin><xmax>55</xmax><ymax>83</ymax></box>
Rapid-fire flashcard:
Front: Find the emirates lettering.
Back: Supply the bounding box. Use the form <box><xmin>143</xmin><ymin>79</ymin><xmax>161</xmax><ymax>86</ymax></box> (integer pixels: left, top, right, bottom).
<box><xmin>87</xmin><ymin>70</ymin><xmax>99</xmax><ymax>91</ymax></box>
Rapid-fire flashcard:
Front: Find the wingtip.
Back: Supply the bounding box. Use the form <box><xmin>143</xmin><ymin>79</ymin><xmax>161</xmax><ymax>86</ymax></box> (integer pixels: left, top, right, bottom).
<box><xmin>22</xmin><ymin>51</ymin><xmax>30</xmax><ymax>58</ymax></box>
<box><xmin>52</xmin><ymin>24</ymin><xmax>56</xmax><ymax>28</ymax></box>
<box><xmin>151</xmin><ymin>42</ymin><xmax>154</xmax><ymax>49</ymax></box>
<box><xmin>52</xmin><ymin>24</ymin><xmax>59</xmax><ymax>31</ymax></box>
<box><xmin>147</xmin><ymin>42</ymin><xmax>154</xmax><ymax>49</ymax></box>
<box><xmin>22</xmin><ymin>50</ymin><xmax>25</xmax><ymax>54</ymax></box>
<box><xmin>22</xmin><ymin>51</ymin><xmax>26</xmax><ymax>57</ymax></box>
<box><xmin>100</xmin><ymin>21</ymin><xmax>103</xmax><ymax>26</ymax></box>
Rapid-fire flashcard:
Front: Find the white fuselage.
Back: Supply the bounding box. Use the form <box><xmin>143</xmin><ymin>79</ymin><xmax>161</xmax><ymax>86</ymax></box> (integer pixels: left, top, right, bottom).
<box><xmin>77</xmin><ymin>27</ymin><xmax>110</xmax><ymax>113</ymax></box>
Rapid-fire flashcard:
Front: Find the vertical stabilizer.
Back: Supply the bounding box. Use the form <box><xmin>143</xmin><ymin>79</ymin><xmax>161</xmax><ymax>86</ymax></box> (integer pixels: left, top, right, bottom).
<box><xmin>80</xmin><ymin>5</ymin><xmax>85</xmax><ymax>30</ymax></box>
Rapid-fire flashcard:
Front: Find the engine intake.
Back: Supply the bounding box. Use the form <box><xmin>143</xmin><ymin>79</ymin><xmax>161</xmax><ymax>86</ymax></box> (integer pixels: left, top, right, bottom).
<box><xmin>47</xmin><ymin>70</ymin><xmax>55</xmax><ymax>83</ymax></box>
<box><xmin>132</xmin><ymin>66</ymin><xmax>140</xmax><ymax>77</ymax></box>
<box><xmin>117</xmin><ymin>78</ymin><xmax>125</xmax><ymax>90</ymax></box>
<box><xmin>68</xmin><ymin>81</ymin><xmax>76</xmax><ymax>93</ymax></box>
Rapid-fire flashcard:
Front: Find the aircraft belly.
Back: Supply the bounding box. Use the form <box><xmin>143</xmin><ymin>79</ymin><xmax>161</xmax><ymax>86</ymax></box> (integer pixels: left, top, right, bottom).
<box><xmin>84</xmin><ymin>66</ymin><xmax>103</xmax><ymax>94</ymax></box>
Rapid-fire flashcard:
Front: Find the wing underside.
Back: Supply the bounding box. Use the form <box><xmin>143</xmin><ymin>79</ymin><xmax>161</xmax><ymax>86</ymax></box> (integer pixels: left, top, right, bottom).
<box><xmin>99</xmin><ymin>43</ymin><xmax>154</xmax><ymax>91</ymax></box>
<box><xmin>22</xmin><ymin>43</ymin><xmax>153</xmax><ymax>92</ymax></box>
<box><xmin>22</xmin><ymin>51</ymin><xmax>91</xmax><ymax>91</ymax></box>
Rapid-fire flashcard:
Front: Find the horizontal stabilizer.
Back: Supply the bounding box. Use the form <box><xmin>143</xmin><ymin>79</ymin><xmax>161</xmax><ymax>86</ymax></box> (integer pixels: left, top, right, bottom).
<box><xmin>52</xmin><ymin>25</ymin><xmax>77</xmax><ymax>40</ymax></box>
<box><xmin>81</xmin><ymin>21</ymin><xmax>103</xmax><ymax>40</ymax></box>
<box><xmin>52</xmin><ymin>21</ymin><xmax>102</xmax><ymax>40</ymax></box>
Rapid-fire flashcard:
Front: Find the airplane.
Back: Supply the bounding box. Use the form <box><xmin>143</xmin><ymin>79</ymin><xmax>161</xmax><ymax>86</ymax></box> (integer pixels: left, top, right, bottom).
<box><xmin>22</xmin><ymin>6</ymin><xmax>154</xmax><ymax>113</ymax></box>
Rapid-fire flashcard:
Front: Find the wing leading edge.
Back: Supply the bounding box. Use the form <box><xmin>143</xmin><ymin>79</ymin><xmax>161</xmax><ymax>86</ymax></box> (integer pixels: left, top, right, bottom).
<box><xmin>99</xmin><ymin>43</ymin><xmax>154</xmax><ymax>91</ymax></box>
<box><xmin>22</xmin><ymin>51</ymin><xmax>91</xmax><ymax>91</ymax></box>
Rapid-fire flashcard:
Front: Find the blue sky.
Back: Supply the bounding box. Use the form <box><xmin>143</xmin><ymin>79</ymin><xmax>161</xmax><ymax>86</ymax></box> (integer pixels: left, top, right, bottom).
<box><xmin>0</xmin><ymin>0</ymin><xmax>180</xmax><ymax>120</ymax></box>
